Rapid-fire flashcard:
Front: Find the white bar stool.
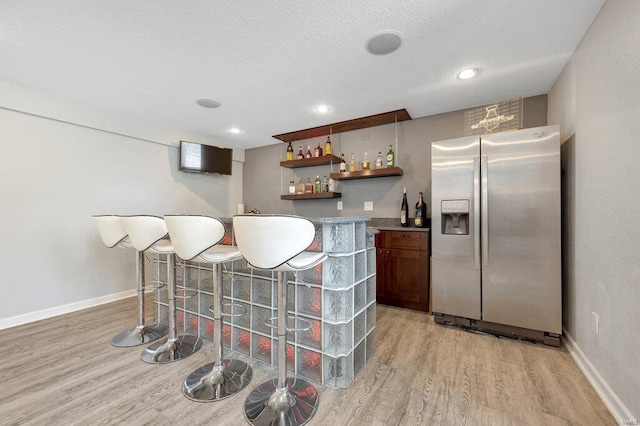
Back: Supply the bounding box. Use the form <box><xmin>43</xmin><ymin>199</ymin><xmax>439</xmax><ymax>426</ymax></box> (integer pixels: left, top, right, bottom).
<box><xmin>92</xmin><ymin>215</ymin><xmax>168</xmax><ymax>347</ymax></box>
<box><xmin>123</xmin><ymin>215</ymin><xmax>202</xmax><ymax>363</ymax></box>
<box><xmin>233</xmin><ymin>214</ymin><xmax>327</xmax><ymax>426</ymax></box>
<box><xmin>164</xmin><ymin>215</ymin><xmax>253</xmax><ymax>402</ymax></box>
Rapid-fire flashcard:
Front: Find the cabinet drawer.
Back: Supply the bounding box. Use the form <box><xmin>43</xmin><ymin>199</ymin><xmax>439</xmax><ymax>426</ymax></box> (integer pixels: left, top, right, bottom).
<box><xmin>388</xmin><ymin>231</ymin><xmax>428</xmax><ymax>251</ymax></box>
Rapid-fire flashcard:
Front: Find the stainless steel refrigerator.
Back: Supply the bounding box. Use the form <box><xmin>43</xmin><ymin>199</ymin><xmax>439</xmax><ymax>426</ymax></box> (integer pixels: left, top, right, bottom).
<box><xmin>431</xmin><ymin>125</ymin><xmax>561</xmax><ymax>345</ymax></box>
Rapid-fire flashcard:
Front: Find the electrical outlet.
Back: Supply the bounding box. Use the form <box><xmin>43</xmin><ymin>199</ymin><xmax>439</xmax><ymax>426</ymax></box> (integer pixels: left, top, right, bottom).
<box><xmin>591</xmin><ymin>312</ymin><xmax>599</xmax><ymax>334</ymax></box>
<box><xmin>337</xmin><ymin>201</ymin><xmax>343</xmax><ymax>211</ymax></box>
<box><xmin>364</xmin><ymin>201</ymin><xmax>373</xmax><ymax>211</ymax></box>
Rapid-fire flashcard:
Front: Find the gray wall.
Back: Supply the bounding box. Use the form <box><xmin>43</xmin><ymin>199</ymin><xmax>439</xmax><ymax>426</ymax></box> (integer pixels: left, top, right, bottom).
<box><xmin>243</xmin><ymin>95</ymin><xmax>547</xmax><ymax>219</ymax></box>
<box><xmin>548</xmin><ymin>0</ymin><xmax>640</xmax><ymax>417</ymax></box>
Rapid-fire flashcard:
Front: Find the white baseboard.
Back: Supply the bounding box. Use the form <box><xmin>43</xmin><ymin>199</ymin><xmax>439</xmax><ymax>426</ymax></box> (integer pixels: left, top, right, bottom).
<box><xmin>563</xmin><ymin>327</ymin><xmax>637</xmax><ymax>423</ymax></box>
<box><xmin>0</xmin><ymin>289</ymin><xmax>142</xmax><ymax>331</ymax></box>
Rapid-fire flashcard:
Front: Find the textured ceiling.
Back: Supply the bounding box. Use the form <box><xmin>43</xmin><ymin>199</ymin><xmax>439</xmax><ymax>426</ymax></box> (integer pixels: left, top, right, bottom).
<box><xmin>0</xmin><ymin>0</ymin><xmax>605</xmax><ymax>149</ymax></box>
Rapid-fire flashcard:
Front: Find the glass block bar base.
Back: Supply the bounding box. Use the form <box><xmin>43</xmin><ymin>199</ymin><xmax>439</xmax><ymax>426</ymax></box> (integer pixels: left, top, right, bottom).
<box><xmin>152</xmin><ymin>217</ymin><xmax>377</xmax><ymax>389</ymax></box>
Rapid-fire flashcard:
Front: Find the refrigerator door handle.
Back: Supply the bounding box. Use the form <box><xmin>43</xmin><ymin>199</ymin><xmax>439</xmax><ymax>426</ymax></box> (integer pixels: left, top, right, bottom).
<box><xmin>473</xmin><ymin>156</ymin><xmax>480</xmax><ymax>267</ymax></box>
<box><xmin>481</xmin><ymin>155</ymin><xmax>489</xmax><ymax>267</ymax></box>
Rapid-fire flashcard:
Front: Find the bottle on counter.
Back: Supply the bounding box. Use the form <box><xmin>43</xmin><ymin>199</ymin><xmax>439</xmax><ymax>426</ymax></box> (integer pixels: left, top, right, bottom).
<box><xmin>314</xmin><ymin>175</ymin><xmax>322</xmax><ymax>193</ymax></box>
<box><xmin>387</xmin><ymin>144</ymin><xmax>395</xmax><ymax>168</ymax></box>
<box><xmin>325</xmin><ymin>136</ymin><xmax>332</xmax><ymax>155</ymax></box>
<box><xmin>375</xmin><ymin>151</ymin><xmax>383</xmax><ymax>169</ymax></box>
<box><xmin>286</xmin><ymin>142</ymin><xmax>294</xmax><ymax>161</ymax></box>
<box><xmin>339</xmin><ymin>153</ymin><xmax>347</xmax><ymax>172</ymax></box>
<box><xmin>400</xmin><ymin>187</ymin><xmax>408</xmax><ymax>227</ymax></box>
<box><xmin>314</xmin><ymin>142</ymin><xmax>323</xmax><ymax>157</ymax></box>
<box><xmin>296</xmin><ymin>177</ymin><xmax>304</xmax><ymax>194</ymax></box>
<box><xmin>414</xmin><ymin>192</ymin><xmax>427</xmax><ymax>227</ymax></box>
<box><xmin>297</xmin><ymin>146</ymin><xmax>304</xmax><ymax>160</ymax></box>
<box><xmin>288</xmin><ymin>180</ymin><xmax>296</xmax><ymax>194</ymax></box>
<box><xmin>306</xmin><ymin>146</ymin><xmax>312</xmax><ymax>159</ymax></box>
<box><xmin>349</xmin><ymin>153</ymin><xmax>357</xmax><ymax>172</ymax></box>
<box><xmin>362</xmin><ymin>152</ymin><xmax>370</xmax><ymax>170</ymax></box>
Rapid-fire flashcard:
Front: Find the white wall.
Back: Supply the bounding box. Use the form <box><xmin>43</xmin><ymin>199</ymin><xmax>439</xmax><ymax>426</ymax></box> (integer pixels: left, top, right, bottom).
<box><xmin>548</xmin><ymin>0</ymin><xmax>640</xmax><ymax>419</ymax></box>
<box><xmin>0</xmin><ymin>80</ymin><xmax>243</xmax><ymax>326</ymax></box>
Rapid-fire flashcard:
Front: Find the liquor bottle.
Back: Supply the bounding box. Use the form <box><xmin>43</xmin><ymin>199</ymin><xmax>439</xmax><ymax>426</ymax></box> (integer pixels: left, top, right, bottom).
<box><xmin>375</xmin><ymin>152</ymin><xmax>383</xmax><ymax>169</ymax></box>
<box><xmin>314</xmin><ymin>142</ymin><xmax>323</xmax><ymax>157</ymax></box>
<box><xmin>349</xmin><ymin>153</ymin><xmax>356</xmax><ymax>172</ymax></box>
<box><xmin>314</xmin><ymin>175</ymin><xmax>322</xmax><ymax>193</ymax></box>
<box><xmin>288</xmin><ymin>180</ymin><xmax>296</xmax><ymax>194</ymax></box>
<box><xmin>339</xmin><ymin>154</ymin><xmax>347</xmax><ymax>172</ymax></box>
<box><xmin>362</xmin><ymin>152</ymin><xmax>370</xmax><ymax>170</ymax></box>
<box><xmin>296</xmin><ymin>178</ymin><xmax>304</xmax><ymax>194</ymax></box>
<box><xmin>305</xmin><ymin>178</ymin><xmax>313</xmax><ymax>193</ymax></box>
<box><xmin>386</xmin><ymin>144</ymin><xmax>395</xmax><ymax>168</ymax></box>
<box><xmin>325</xmin><ymin>136</ymin><xmax>332</xmax><ymax>155</ymax></box>
<box><xmin>306</xmin><ymin>146</ymin><xmax>312</xmax><ymax>159</ymax></box>
<box><xmin>400</xmin><ymin>187</ymin><xmax>408</xmax><ymax>227</ymax></box>
<box><xmin>328</xmin><ymin>176</ymin><xmax>336</xmax><ymax>192</ymax></box>
<box><xmin>297</xmin><ymin>146</ymin><xmax>304</xmax><ymax>160</ymax></box>
<box><xmin>286</xmin><ymin>142</ymin><xmax>294</xmax><ymax>161</ymax></box>
<box><xmin>414</xmin><ymin>192</ymin><xmax>427</xmax><ymax>227</ymax></box>
<box><xmin>323</xmin><ymin>176</ymin><xmax>328</xmax><ymax>193</ymax></box>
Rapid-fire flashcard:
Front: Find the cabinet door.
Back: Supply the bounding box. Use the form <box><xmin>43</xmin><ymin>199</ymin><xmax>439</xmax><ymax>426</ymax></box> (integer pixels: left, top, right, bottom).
<box><xmin>388</xmin><ymin>248</ymin><xmax>428</xmax><ymax>305</ymax></box>
<box><xmin>375</xmin><ymin>248</ymin><xmax>389</xmax><ymax>299</ymax></box>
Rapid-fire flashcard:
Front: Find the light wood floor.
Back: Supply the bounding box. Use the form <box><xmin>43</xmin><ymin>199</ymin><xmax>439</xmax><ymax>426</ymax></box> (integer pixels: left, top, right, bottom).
<box><xmin>0</xmin><ymin>298</ymin><xmax>614</xmax><ymax>425</ymax></box>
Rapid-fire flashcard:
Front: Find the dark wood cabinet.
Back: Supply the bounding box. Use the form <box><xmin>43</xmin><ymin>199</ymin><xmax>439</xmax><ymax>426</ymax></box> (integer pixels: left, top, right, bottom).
<box><xmin>375</xmin><ymin>230</ymin><xmax>430</xmax><ymax>311</ymax></box>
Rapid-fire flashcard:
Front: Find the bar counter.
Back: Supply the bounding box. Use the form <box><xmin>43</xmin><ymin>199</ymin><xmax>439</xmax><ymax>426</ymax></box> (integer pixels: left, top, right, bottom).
<box><xmin>152</xmin><ymin>216</ymin><xmax>376</xmax><ymax>389</ymax></box>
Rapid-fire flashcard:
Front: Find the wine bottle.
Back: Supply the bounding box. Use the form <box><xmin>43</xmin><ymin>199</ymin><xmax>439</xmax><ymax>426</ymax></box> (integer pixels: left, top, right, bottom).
<box><xmin>414</xmin><ymin>192</ymin><xmax>427</xmax><ymax>227</ymax></box>
<box><xmin>349</xmin><ymin>153</ymin><xmax>356</xmax><ymax>172</ymax></box>
<box><xmin>297</xmin><ymin>146</ymin><xmax>304</xmax><ymax>160</ymax></box>
<box><xmin>400</xmin><ymin>187</ymin><xmax>408</xmax><ymax>227</ymax></box>
<box><xmin>386</xmin><ymin>145</ymin><xmax>395</xmax><ymax>168</ymax></box>
<box><xmin>339</xmin><ymin>153</ymin><xmax>346</xmax><ymax>172</ymax></box>
<box><xmin>306</xmin><ymin>146</ymin><xmax>312</xmax><ymax>159</ymax></box>
<box><xmin>325</xmin><ymin>136</ymin><xmax>332</xmax><ymax>155</ymax></box>
<box><xmin>314</xmin><ymin>142</ymin><xmax>323</xmax><ymax>157</ymax></box>
<box><xmin>286</xmin><ymin>142</ymin><xmax>294</xmax><ymax>161</ymax></box>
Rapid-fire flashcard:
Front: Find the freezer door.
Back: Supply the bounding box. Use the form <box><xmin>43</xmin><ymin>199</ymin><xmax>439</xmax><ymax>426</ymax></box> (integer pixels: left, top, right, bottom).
<box><xmin>480</xmin><ymin>125</ymin><xmax>561</xmax><ymax>334</ymax></box>
<box><xmin>431</xmin><ymin>136</ymin><xmax>481</xmax><ymax>320</ymax></box>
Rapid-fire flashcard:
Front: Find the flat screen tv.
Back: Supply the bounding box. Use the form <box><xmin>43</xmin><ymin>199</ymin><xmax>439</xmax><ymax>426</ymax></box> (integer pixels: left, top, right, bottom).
<box><xmin>179</xmin><ymin>141</ymin><xmax>233</xmax><ymax>175</ymax></box>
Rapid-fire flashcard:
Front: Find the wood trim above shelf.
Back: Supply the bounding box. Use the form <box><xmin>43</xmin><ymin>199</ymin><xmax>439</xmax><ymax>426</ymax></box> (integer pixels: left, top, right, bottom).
<box><xmin>279</xmin><ymin>155</ymin><xmax>341</xmax><ymax>168</ymax></box>
<box><xmin>273</xmin><ymin>109</ymin><xmax>411</xmax><ymax>142</ymax></box>
<box><xmin>330</xmin><ymin>167</ymin><xmax>403</xmax><ymax>180</ymax></box>
<box><xmin>280</xmin><ymin>192</ymin><xmax>341</xmax><ymax>200</ymax></box>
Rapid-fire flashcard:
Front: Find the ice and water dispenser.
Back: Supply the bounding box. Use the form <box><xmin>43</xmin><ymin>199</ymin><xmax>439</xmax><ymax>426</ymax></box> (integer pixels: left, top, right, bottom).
<box><xmin>441</xmin><ymin>199</ymin><xmax>470</xmax><ymax>235</ymax></box>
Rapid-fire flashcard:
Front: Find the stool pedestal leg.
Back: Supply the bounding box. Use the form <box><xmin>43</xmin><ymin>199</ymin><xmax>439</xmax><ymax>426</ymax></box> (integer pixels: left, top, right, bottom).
<box><xmin>244</xmin><ymin>271</ymin><xmax>319</xmax><ymax>426</ymax></box>
<box><xmin>141</xmin><ymin>254</ymin><xmax>202</xmax><ymax>363</ymax></box>
<box><xmin>111</xmin><ymin>251</ymin><xmax>168</xmax><ymax>347</ymax></box>
<box><xmin>183</xmin><ymin>263</ymin><xmax>253</xmax><ymax>401</ymax></box>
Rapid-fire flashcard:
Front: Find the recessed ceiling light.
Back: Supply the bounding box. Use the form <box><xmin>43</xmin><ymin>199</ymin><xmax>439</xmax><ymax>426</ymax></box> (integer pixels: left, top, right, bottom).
<box><xmin>196</xmin><ymin>98</ymin><xmax>222</xmax><ymax>108</ymax></box>
<box><xmin>457</xmin><ymin>68</ymin><xmax>479</xmax><ymax>80</ymax></box>
<box><xmin>228</xmin><ymin>127</ymin><xmax>244</xmax><ymax>134</ymax></box>
<box><xmin>314</xmin><ymin>104</ymin><xmax>334</xmax><ymax>114</ymax></box>
<box><xmin>366</xmin><ymin>30</ymin><xmax>403</xmax><ymax>55</ymax></box>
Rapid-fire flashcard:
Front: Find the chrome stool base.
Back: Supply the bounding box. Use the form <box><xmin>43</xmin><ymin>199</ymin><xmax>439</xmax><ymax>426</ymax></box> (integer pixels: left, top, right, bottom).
<box><xmin>111</xmin><ymin>324</ymin><xmax>168</xmax><ymax>348</ymax></box>
<box><xmin>141</xmin><ymin>334</ymin><xmax>202</xmax><ymax>364</ymax></box>
<box><xmin>244</xmin><ymin>378</ymin><xmax>319</xmax><ymax>426</ymax></box>
<box><xmin>183</xmin><ymin>359</ymin><xmax>253</xmax><ymax>402</ymax></box>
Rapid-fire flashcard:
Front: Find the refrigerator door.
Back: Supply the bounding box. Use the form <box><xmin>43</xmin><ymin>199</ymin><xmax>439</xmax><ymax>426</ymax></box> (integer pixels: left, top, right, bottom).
<box><xmin>431</xmin><ymin>136</ymin><xmax>481</xmax><ymax>320</ymax></box>
<box><xmin>480</xmin><ymin>125</ymin><xmax>561</xmax><ymax>334</ymax></box>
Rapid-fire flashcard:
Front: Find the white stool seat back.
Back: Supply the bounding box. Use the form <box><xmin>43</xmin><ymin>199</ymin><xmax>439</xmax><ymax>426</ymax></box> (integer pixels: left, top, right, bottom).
<box><xmin>164</xmin><ymin>215</ymin><xmax>227</xmax><ymax>261</ymax></box>
<box><xmin>232</xmin><ymin>215</ymin><xmax>316</xmax><ymax>270</ymax></box>
<box><xmin>92</xmin><ymin>215</ymin><xmax>129</xmax><ymax>248</ymax></box>
<box><xmin>124</xmin><ymin>216</ymin><xmax>172</xmax><ymax>253</ymax></box>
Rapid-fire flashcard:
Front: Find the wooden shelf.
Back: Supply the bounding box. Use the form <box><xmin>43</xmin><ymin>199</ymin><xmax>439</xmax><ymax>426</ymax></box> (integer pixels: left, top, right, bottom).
<box><xmin>330</xmin><ymin>167</ymin><xmax>403</xmax><ymax>180</ymax></box>
<box><xmin>273</xmin><ymin>109</ymin><xmax>411</xmax><ymax>142</ymax></box>
<box><xmin>279</xmin><ymin>155</ymin><xmax>341</xmax><ymax>168</ymax></box>
<box><xmin>280</xmin><ymin>192</ymin><xmax>341</xmax><ymax>200</ymax></box>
